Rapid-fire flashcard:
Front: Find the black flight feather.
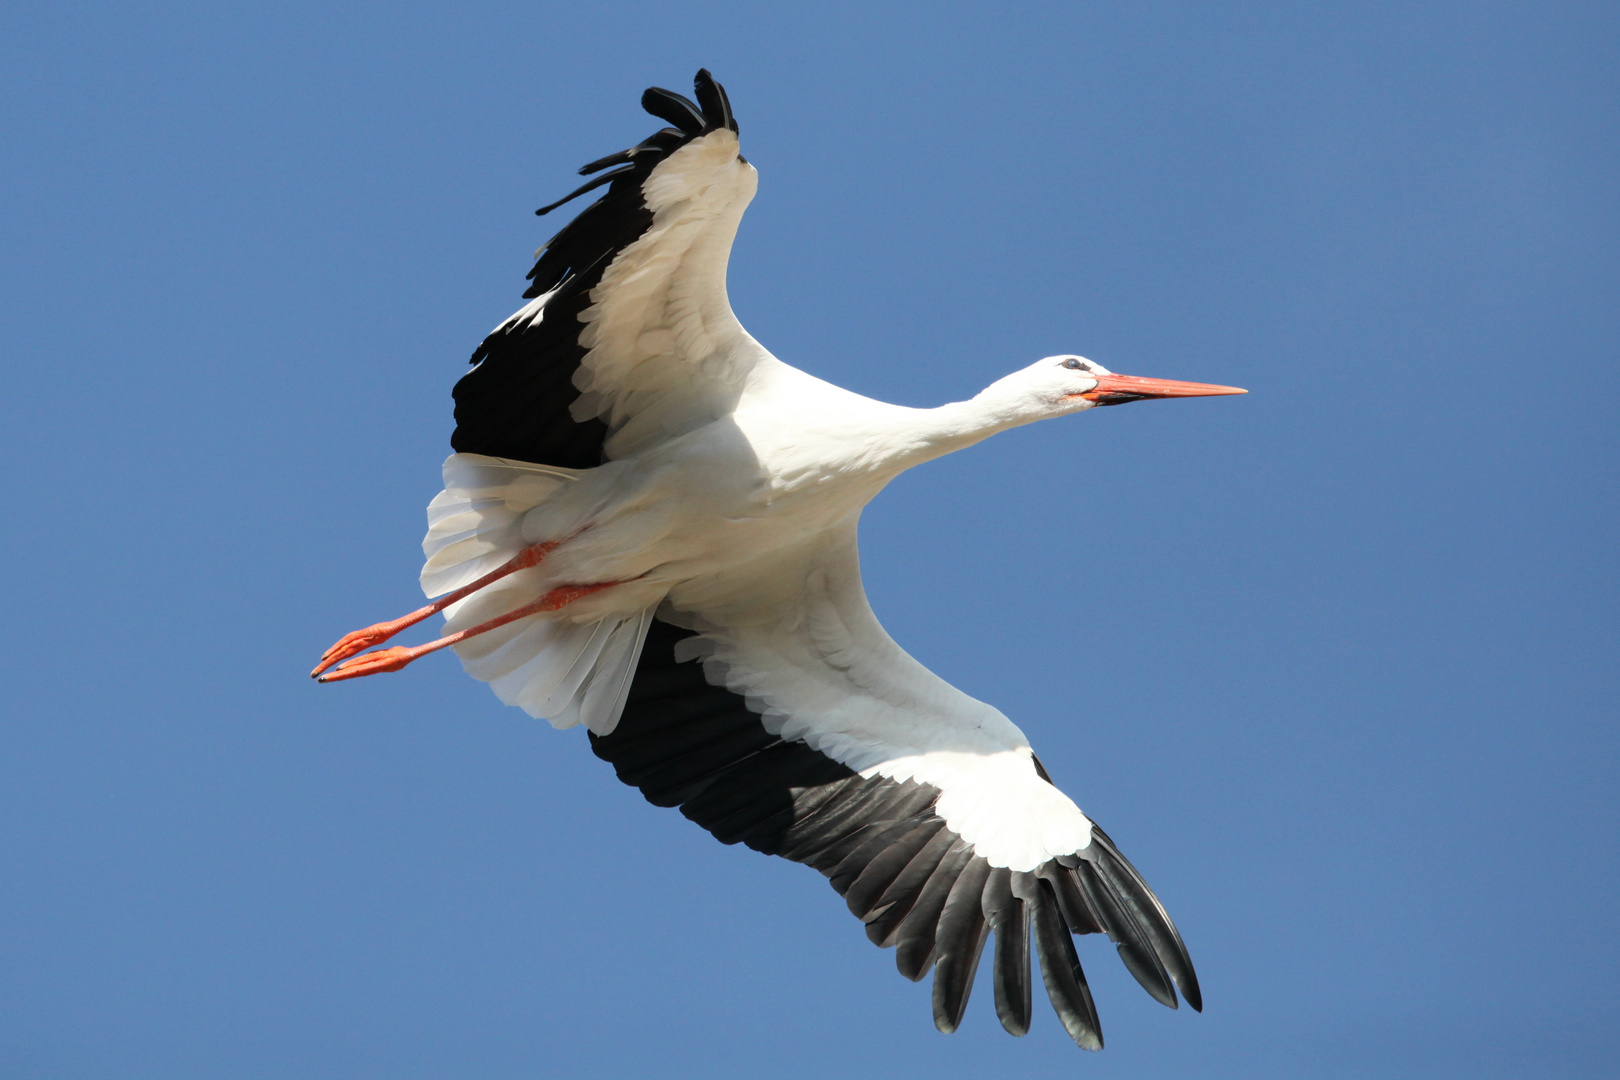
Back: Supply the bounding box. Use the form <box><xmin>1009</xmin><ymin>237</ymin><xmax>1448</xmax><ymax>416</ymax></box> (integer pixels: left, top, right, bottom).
<box><xmin>1072</xmin><ymin>861</ymin><xmax>1179</xmax><ymax>1009</ymax></box>
<box><xmin>693</xmin><ymin>68</ymin><xmax>736</xmax><ymax>133</ymax></box>
<box><xmin>828</xmin><ymin>816</ymin><xmax>934</xmax><ymax>897</ymax></box>
<box><xmin>931</xmin><ymin>859</ymin><xmax>993</xmax><ymax>1033</ymax></box>
<box><xmin>843</xmin><ymin>819</ymin><xmax>946</xmax><ymax>921</ymax></box>
<box><xmin>1041</xmin><ymin>861</ymin><xmax>1107</xmax><ymax>936</ymax></box>
<box><xmin>792</xmin><ymin>784</ymin><xmax>937</xmax><ymax>873</ymax></box>
<box><xmin>595</xmin><ymin>618</ymin><xmax>1204</xmax><ymax>1039</ymax></box>
<box><xmin>611</xmin><ymin>721</ymin><xmax>774</xmax><ymax>793</ymax></box>
<box><xmin>640</xmin><ymin>86</ymin><xmax>707</xmax><ymax>133</ymax></box>
<box><xmin>687</xmin><ymin>745</ymin><xmax>851</xmax><ymax>839</ymax></box>
<box><xmin>774</xmin><ymin>775</ymin><xmax>907</xmax><ymax>859</ymax></box>
<box><xmin>893</xmin><ymin>840</ymin><xmax>977</xmax><ymax>980</ymax></box>
<box><xmin>864</xmin><ymin>826</ymin><xmax>958</xmax><ymax>947</ymax></box>
<box><xmin>756</xmin><ymin>776</ymin><xmax>870</xmax><ymax>857</ymax></box>
<box><xmin>577</xmin><ymin>129</ymin><xmax>688</xmax><ymax>175</ymax></box>
<box><xmin>983</xmin><ymin>868</ymin><xmax>1033</xmax><ymax>1036</ymax></box>
<box><xmin>1031</xmin><ymin>879</ymin><xmax>1104</xmax><ymax>1050</ymax></box>
<box><xmin>533</xmin><ymin>163</ymin><xmax>638</xmax><ymax>216</ymax></box>
<box><xmin>1089</xmin><ymin>828</ymin><xmax>1203</xmax><ymax>1011</ymax></box>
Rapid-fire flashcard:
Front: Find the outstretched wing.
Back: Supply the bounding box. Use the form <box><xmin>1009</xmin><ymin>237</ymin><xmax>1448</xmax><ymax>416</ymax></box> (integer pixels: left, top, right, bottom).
<box><xmin>452</xmin><ymin>69</ymin><xmax>767</xmax><ymax>469</ymax></box>
<box><xmin>589</xmin><ymin>528</ymin><xmax>1201</xmax><ymax>1047</ymax></box>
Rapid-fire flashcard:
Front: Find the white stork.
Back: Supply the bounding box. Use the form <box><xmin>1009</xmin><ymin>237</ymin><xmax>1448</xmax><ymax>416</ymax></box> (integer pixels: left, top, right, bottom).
<box><xmin>312</xmin><ymin>70</ymin><xmax>1244</xmax><ymax>1049</ymax></box>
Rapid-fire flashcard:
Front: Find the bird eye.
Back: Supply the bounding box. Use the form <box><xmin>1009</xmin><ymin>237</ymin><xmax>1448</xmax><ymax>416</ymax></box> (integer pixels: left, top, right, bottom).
<box><xmin>1062</xmin><ymin>358</ymin><xmax>1088</xmax><ymax>371</ymax></box>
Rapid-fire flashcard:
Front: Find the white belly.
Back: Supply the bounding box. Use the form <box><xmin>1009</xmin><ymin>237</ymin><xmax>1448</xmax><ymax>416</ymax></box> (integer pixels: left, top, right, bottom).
<box><xmin>512</xmin><ymin>419</ymin><xmax>886</xmax><ymax>616</ymax></box>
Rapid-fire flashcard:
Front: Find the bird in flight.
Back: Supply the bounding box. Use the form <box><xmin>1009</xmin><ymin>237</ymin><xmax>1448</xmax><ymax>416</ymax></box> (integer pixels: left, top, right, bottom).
<box><xmin>312</xmin><ymin>70</ymin><xmax>1244</xmax><ymax>1049</ymax></box>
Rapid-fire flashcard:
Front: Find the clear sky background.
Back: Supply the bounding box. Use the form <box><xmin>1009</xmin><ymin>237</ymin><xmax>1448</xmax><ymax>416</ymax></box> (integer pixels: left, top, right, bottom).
<box><xmin>1</xmin><ymin>3</ymin><xmax>1615</xmax><ymax>1078</ymax></box>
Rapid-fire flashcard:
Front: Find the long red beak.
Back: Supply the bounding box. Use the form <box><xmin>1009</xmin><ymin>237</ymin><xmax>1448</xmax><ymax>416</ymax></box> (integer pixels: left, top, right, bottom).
<box><xmin>1079</xmin><ymin>373</ymin><xmax>1248</xmax><ymax>407</ymax></box>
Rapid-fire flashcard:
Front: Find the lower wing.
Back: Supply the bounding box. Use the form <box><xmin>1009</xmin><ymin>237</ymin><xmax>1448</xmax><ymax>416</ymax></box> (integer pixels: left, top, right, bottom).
<box><xmin>590</xmin><ymin>527</ymin><xmax>1201</xmax><ymax>1046</ymax></box>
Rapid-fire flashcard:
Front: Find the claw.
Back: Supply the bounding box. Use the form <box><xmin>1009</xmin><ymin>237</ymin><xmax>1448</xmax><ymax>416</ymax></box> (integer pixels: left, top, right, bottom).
<box><xmin>316</xmin><ymin>645</ymin><xmax>418</xmax><ymax>683</ymax></box>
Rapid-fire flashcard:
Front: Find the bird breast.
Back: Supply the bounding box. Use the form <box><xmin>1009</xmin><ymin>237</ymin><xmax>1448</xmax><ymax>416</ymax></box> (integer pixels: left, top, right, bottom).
<box><xmin>513</xmin><ymin>413</ymin><xmax>893</xmax><ymax>600</ymax></box>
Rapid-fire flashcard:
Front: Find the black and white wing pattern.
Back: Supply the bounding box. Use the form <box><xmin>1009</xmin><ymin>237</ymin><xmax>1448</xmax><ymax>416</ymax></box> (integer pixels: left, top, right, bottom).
<box><xmin>593</xmin><ymin>529</ymin><xmax>1201</xmax><ymax>1047</ymax></box>
<box><xmin>452</xmin><ymin>69</ymin><xmax>765</xmax><ymax>469</ymax></box>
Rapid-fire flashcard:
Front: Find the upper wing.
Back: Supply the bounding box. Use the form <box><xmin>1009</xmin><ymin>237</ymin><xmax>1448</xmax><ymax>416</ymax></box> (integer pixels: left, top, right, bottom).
<box><xmin>590</xmin><ymin>527</ymin><xmax>1201</xmax><ymax>1047</ymax></box>
<box><xmin>452</xmin><ymin>69</ymin><xmax>768</xmax><ymax>468</ymax></box>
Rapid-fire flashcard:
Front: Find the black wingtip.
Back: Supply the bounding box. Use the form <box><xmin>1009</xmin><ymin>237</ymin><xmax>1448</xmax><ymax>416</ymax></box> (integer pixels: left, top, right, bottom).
<box><xmin>641</xmin><ymin>86</ymin><xmax>706</xmax><ymax>134</ymax></box>
<box><xmin>692</xmin><ymin>68</ymin><xmax>737</xmax><ymax>134</ymax></box>
<box><xmin>1089</xmin><ymin>827</ymin><xmax>1203</xmax><ymax>1012</ymax></box>
<box><xmin>533</xmin><ymin>163</ymin><xmax>637</xmax><ymax>216</ymax></box>
<box><xmin>930</xmin><ymin>860</ymin><xmax>992</xmax><ymax>1034</ymax></box>
<box><xmin>1031</xmin><ymin>880</ymin><xmax>1105</xmax><ymax>1049</ymax></box>
<box><xmin>985</xmin><ymin>869</ymin><xmax>1033</xmax><ymax>1037</ymax></box>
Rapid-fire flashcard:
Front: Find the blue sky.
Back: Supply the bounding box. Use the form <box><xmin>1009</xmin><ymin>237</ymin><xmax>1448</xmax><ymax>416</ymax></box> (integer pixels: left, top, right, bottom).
<box><xmin>1</xmin><ymin>2</ymin><xmax>1615</xmax><ymax>1077</ymax></box>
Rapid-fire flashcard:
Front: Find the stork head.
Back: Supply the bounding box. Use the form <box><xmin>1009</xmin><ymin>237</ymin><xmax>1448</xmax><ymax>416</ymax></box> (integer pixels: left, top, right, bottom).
<box><xmin>981</xmin><ymin>355</ymin><xmax>1247</xmax><ymax>424</ymax></box>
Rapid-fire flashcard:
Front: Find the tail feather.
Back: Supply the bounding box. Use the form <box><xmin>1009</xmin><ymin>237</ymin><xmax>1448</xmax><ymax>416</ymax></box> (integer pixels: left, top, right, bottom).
<box><xmin>423</xmin><ymin>453</ymin><xmax>655</xmax><ymax>735</ymax></box>
<box><xmin>421</xmin><ymin>454</ymin><xmax>579</xmax><ymax>597</ymax></box>
<box><xmin>453</xmin><ymin>589</ymin><xmax>567</xmax><ymax>679</ymax></box>
<box><xmin>575</xmin><ymin>608</ymin><xmax>654</xmax><ymax>734</ymax></box>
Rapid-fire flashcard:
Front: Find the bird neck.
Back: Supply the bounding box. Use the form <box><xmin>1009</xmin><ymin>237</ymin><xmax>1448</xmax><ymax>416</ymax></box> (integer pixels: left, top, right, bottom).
<box><xmin>885</xmin><ymin>391</ymin><xmax>1040</xmax><ymax>472</ymax></box>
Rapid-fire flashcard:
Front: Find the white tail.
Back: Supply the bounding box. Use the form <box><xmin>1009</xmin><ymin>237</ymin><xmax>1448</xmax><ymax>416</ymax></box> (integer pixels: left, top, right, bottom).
<box><xmin>421</xmin><ymin>454</ymin><xmax>653</xmax><ymax>734</ymax></box>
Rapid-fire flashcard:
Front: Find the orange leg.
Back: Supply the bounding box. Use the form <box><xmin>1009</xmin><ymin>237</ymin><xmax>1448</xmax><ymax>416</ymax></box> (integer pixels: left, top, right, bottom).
<box><xmin>315</xmin><ymin>581</ymin><xmax>622</xmax><ymax>683</ymax></box>
<box><xmin>310</xmin><ymin>542</ymin><xmax>558</xmax><ymax>678</ymax></box>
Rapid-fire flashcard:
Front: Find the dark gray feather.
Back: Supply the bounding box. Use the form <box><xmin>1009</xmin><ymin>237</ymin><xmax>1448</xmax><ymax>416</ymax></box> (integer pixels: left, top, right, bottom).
<box><xmin>843</xmin><ymin>819</ymin><xmax>946</xmax><ymax>921</ymax></box>
<box><xmin>984</xmin><ymin>869</ymin><xmax>1032</xmax><ymax>1036</ymax></box>
<box><xmin>931</xmin><ymin>859</ymin><xmax>992</xmax><ymax>1033</ymax></box>
<box><xmin>1031</xmin><ymin>879</ymin><xmax>1104</xmax><ymax>1050</ymax></box>
<box><xmin>1088</xmin><ymin>828</ymin><xmax>1203</xmax><ymax>1011</ymax></box>
<box><xmin>1072</xmin><ymin>861</ymin><xmax>1178</xmax><ymax>1008</ymax></box>
<box><xmin>892</xmin><ymin>840</ymin><xmax>976</xmax><ymax>980</ymax></box>
<box><xmin>640</xmin><ymin>86</ymin><xmax>706</xmax><ymax>133</ymax></box>
<box><xmin>863</xmin><ymin>827</ymin><xmax>959</xmax><ymax>947</ymax></box>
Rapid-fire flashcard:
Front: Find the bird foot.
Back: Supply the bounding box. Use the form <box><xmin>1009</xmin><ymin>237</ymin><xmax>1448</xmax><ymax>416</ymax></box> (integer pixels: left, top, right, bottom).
<box><xmin>310</xmin><ymin>617</ymin><xmax>418</xmax><ymax>677</ymax></box>
<box><xmin>315</xmin><ymin>645</ymin><xmax>420</xmax><ymax>683</ymax></box>
<box><xmin>314</xmin><ymin>578</ymin><xmax>627</xmax><ymax>685</ymax></box>
<box><xmin>309</xmin><ymin>541</ymin><xmax>561</xmax><ymax>679</ymax></box>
